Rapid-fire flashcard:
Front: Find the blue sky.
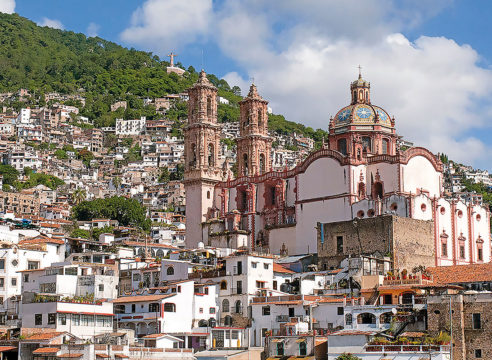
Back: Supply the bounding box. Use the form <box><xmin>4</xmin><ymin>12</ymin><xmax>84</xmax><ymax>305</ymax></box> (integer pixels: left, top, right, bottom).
<box><xmin>7</xmin><ymin>0</ymin><xmax>492</xmax><ymax>169</ymax></box>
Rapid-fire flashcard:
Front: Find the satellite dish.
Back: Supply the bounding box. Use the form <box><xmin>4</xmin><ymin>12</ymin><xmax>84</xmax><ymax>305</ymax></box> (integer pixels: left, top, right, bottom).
<box><xmin>391</xmin><ymin>308</ymin><xmax>397</xmax><ymax>315</ymax></box>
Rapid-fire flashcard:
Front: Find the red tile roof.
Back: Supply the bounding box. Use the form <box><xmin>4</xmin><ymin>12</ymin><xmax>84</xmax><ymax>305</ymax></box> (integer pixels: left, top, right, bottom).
<box><xmin>33</xmin><ymin>347</ymin><xmax>59</xmax><ymax>354</ymax></box>
<box><xmin>427</xmin><ymin>263</ymin><xmax>492</xmax><ymax>284</ymax></box>
<box><xmin>111</xmin><ymin>294</ymin><xmax>175</xmax><ymax>304</ymax></box>
<box><xmin>142</xmin><ymin>333</ymin><xmax>167</xmax><ymax>339</ymax></box>
<box><xmin>57</xmin><ymin>354</ymin><xmax>83</xmax><ymax>358</ymax></box>
<box><xmin>96</xmin><ymin>354</ymin><xmax>110</xmax><ymax>358</ymax></box>
<box><xmin>0</xmin><ymin>346</ymin><xmax>16</xmax><ymax>352</ymax></box>
<box><xmin>25</xmin><ymin>332</ymin><xmax>65</xmax><ymax>341</ymax></box>
<box><xmin>19</xmin><ymin>235</ymin><xmax>65</xmax><ymax>245</ymax></box>
<box><xmin>273</xmin><ymin>263</ymin><xmax>295</xmax><ymax>274</ymax></box>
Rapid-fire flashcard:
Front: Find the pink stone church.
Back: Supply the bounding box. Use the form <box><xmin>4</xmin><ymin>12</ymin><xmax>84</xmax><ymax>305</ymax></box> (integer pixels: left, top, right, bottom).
<box><xmin>184</xmin><ymin>70</ymin><xmax>490</xmax><ymax>267</ymax></box>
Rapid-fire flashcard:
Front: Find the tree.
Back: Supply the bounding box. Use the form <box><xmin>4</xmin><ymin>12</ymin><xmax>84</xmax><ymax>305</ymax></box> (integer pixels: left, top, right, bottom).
<box><xmin>70</xmin><ymin>228</ymin><xmax>90</xmax><ymax>239</ymax></box>
<box><xmin>335</xmin><ymin>354</ymin><xmax>362</xmax><ymax>360</ymax></box>
<box><xmin>170</xmin><ymin>164</ymin><xmax>184</xmax><ymax>181</ymax></box>
<box><xmin>232</xmin><ymin>86</ymin><xmax>241</xmax><ymax>96</ymax></box>
<box><xmin>158</xmin><ymin>167</ymin><xmax>170</xmax><ymax>183</ymax></box>
<box><xmin>54</xmin><ymin>149</ymin><xmax>67</xmax><ymax>159</ymax></box>
<box><xmin>0</xmin><ymin>164</ymin><xmax>19</xmax><ymax>185</ymax></box>
<box><xmin>112</xmin><ymin>176</ymin><xmax>122</xmax><ymax>194</ymax></box>
<box><xmin>71</xmin><ymin>188</ymin><xmax>87</xmax><ymax>205</ymax></box>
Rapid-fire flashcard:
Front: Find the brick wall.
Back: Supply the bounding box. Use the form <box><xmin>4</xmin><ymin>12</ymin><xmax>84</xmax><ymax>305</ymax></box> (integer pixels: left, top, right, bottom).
<box><xmin>317</xmin><ymin>215</ymin><xmax>435</xmax><ymax>271</ymax></box>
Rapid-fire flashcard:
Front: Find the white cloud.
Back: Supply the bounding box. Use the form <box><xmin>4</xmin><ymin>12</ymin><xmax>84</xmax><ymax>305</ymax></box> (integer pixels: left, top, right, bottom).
<box><xmin>87</xmin><ymin>22</ymin><xmax>100</xmax><ymax>37</ymax></box>
<box><xmin>0</xmin><ymin>0</ymin><xmax>15</xmax><ymax>14</ymax></box>
<box><xmin>120</xmin><ymin>0</ymin><xmax>212</xmax><ymax>53</ymax></box>
<box><xmin>38</xmin><ymin>17</ymin><xmax>64</xmax><ymax>30</ymax></box>
<box><xmin>122</xmin><ymin>0</ymin><xmax>492</xmax><ymax>168</ymax></box>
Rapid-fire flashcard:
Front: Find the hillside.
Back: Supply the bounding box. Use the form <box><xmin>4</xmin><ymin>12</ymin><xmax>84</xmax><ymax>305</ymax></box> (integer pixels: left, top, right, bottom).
<box><xmin>0</xmin><ymin>13</ymin><xmax>328</xmax><ymax>142</ymax></box>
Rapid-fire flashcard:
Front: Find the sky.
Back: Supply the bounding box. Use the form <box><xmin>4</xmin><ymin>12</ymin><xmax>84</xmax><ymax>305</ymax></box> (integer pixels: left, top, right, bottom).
<box><xmin>4</xmin><ymin>0</ymin><xmax>492</xmax><ymax>170</ymax></box>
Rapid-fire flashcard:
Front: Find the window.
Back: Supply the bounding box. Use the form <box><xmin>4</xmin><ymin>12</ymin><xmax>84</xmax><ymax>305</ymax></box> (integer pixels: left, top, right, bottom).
<box><xmin>0</xmin><ymin>259</ymin><xmax>4</xmax><ymax>270</ymax></box>
<box><xmin>72</xmin><ymin>314</ymin><xmax>80</xmax><ymax>326</ymax></box>
<box><xmin>460</xmin><ymin>245</ymin><xmax>466</xmax><ymax>259</ymax></box>
<box><xmin>178</xmin><ymin>286</ymin><xmax>182</xmax><ymax>293</ymax></box>
<box><xmin>337</xmin><ymin>307</ymin><xmax>344</xmax><ymax>315</ymax></box>
<box><xmin>337</xmin><ymin>138</ymin><xmax>347</xmax><ymax>155</ymax></box>
<box><xmin>35</xmin><ymin>314</ymin><xmax>42</xmax><ymax>325</ymax></box>
<box><xmin>262</xmin><ymin>306</ymin><xmax>270</xmax><ymax>316</ymax></box>
<box><xmin>199</xmin><ymin>308</ymin><xmax>203</xmax><ymax>314</ymax></box>
<box><xmin>236</xmin><ymin>280</ymin><xmax>242</xmax><ymax>294</ymax></box>
<box><xmin>210</xmin><ymin>307</ymin><xmax>216</xmax><ymax>314</ymax></box>
<box><xmin>58</xmin><ymin>314</ymin><xmax>66</xmax><ymax>325</ymax></box>
<box><xmin>98</xmin><ymin>284</ymin><xmax>104</xmax><ymax>292</ymax></box>
<box><xmin>0</xmin><ymin>297</ymin><xmax>3</xmax><ymax>305</ymax></box>
<box><xmin>232</xmin><ymin>330</ymin><xmax>239</xmax><ymax>339</ymax></box>
<box><xmin>473</xmin><ymin>313</ymin><xmax>481</xmax><ymax>329</ymax></box>
<box><xmin>475</xmin><ymin>349</ymin><xmax>482</xmax><ymax>358</ymax></box>
<box><xmin>149</xmin><ymin>303</ymin><xmax>159</xmax><ymax>312</ymax></box>
<box><xmin>131</xmin><ymin>304</ymin><xmax>136</xmax><ymax>313</ymax></box>
<box><xmin>23</xmin><ymin>274</ymin><xmax>29</xmax><ymax>283</ymax></box>
<box><xmin>28</xmin><ymin>261</ymin><xmax>39</xmax><ymax>270</ymax></box>
<box><xmin>167</xmin><ymin>267</ymin><xmax>174</xmax><ymax>276</ymax></box>
<box><xmin>81</xmin><ymin>314</ymin><xmax>94</xmax><ymax>326</ymax></box>
<box><xmin>362</xmin><ymin>137</ymin><xmax>372</xmax><ymax>152</ymax></box>
<box><xmin>442</xmin><ymin>242</ymin><xmax>448</xmax><ymax>257</ymax></box>
<box><xmin>222</xmin><ymin>299</ymin><xmax>229</xmax><ymax>313</ymax></box>
<box><xmin>382</xmin><ymin>138</ymin><xmax>389</xmax><ymax>154</ymax></box>
<box><xmin>11</xmin><ymin>278</ymin><xmax>16</xmax><ymax>286</ymax></box>
<box><xmin>273</xmin><ymin>280</ymin><xmax>277</xmax><ymax>290</ymax></box>
<box><xmin>478</xmin><ymin>246</ymin><xmax>483</xmax><ymax>262</ymax></box>
<box><xmin>289</xmin><ymin>308</ymin><xmax>295</xmax><ymax>317</ymax></box>
<box><xmin>336</xmin><ymin>236</ymin><xmax>344</xmax><ymax>254</ymax></box>
<box><xmin>208</xmin><ymin>144</ymin><xmax>215</xmax><ymax>167</ymax></box>
<box><xmin>259</xmin><ymin>154</ymin><xmax>265</xmax><ymax>174</ymax></box>
<box><xmin>0</xmin><ymin>278</ymin><xmax>4</xmax><ymax>289</ymax></box>
<box><xmin>251</xmin><ymin>262</ymin><xmax>257</xmax><ymax>269</ymax></box>
<box><xmin>256</xmin><ymin>281</ymin><xmax>265</xmax><ymax>288</ymax></box>
<box><xmin>237</xmin><ymin>261</ymin><xmax>242</xmax><ymax>275</ymax></box>
<box><xmin>345</xmin><ymin>314</ymin><xmax>353</xmax><ymax>325</ymax></box>
<box><xmin>261</xmin><ymin>328</ymin><xmax>268</xmax><ymax>338</ymax></box>
<box><xmin>264</xmin><ymin>263</ymin><xmax>270</xmax><ymax>270</ymax></box>
<box><xmin>133</xmin><ymin>273</ymin><xmax>141</xmax><ymax>281</ymax></box>
<box><xmin>164</xmin><ymin>303</ymin><xmax>176</xmax><ymax>312</ymax></box>
<box><xmin>276</xmin><ymin>342</ymin><xmax>284</xmax><ymax>356</ymax></box>
<box><xmin>235</xmin><ymin>300</ymin><xmax>242</xmax><ymax>314</ymax></box>
<box><xmin>220</xmin><ymin>280</ymin><xmax>227</xmax><ymax>290</ymax></box>
<box><xmin>299</xmin><ymin>341</ymin><xmax>307</xmax><ymax>356</ymax></box>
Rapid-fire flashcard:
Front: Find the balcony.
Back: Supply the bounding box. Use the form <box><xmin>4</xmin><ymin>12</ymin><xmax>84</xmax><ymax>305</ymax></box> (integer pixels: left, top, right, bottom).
<box><xmin>365</xmin><ymin>344</ymin><xmax>450</xmax><ymax>354</ymax></box>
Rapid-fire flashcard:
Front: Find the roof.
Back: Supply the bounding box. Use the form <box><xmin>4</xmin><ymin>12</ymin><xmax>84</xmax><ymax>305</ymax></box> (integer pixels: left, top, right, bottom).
<box><xmin>330</xmin><ymin>330</ymin><xmax>377</xmax><ymax>336</ymax></box>
<box><xmin>111</xmin><ymin>294</ymin><xmax>175</xmax><ymax>303</ymax></box>
<box><xmin>57</xmin><ymin>354</ymin><xmax>83</xmax><ymax>358</ymax></box>
<box><xmin>24</xmin><ymin>332</ymin><xmax>66</xmax><ymax>341</ymax></box>
<box><xmin>19</xmin><ymin>235</ymin><xmax>64</xmax><ymax>245</ymax></box>
<box><xmin>276</xmin><ymin>255</ymin><xmax>311</xmax><ymax>264</ymax></box>
<box><xmin>427</xmin><ymin>263</ymin><xmax>492</xmax><ymax>284</ymax></box>
<box><xmin>273</xmin><ymin>263</ymin><xmax>295</xmax><ymax>274</ymax></box>
<box><xmin>33</xmin><ymin>347</ymin><xmax>59</xmax><ymax>354</ymax></box>
<box><xmin>0</xmin><ymin>346</ymin><xmax>16</xmax><ymax>352</ymax></box>
<box><xmin>114</xmin><ymin>355</ymin><xmax>129</xmax><ymax>359</ymax></box>
<box><xmin>96</xmin><ymin>354</ymin><xmax>110</xmax><ymax>358</ymax></box>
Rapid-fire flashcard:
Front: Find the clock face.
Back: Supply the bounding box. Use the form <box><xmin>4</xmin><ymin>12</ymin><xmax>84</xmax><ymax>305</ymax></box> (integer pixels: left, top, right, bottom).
<box><xmin>337</xmin><ymin>108</ymin><xmax>351</xmax><ymax>122</ymax></box>
<box><xmin>356</xmin><ymin>106</ymin><xmax>372</xmax><ymax>119</ymax></box>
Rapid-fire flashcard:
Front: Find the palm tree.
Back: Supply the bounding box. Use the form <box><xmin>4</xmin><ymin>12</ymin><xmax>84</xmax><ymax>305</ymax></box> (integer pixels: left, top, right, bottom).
<box><xmin>113</xmin><ymin>176</ymin><xmax>122</xmax><ymax>195</ymax></box>
<box><xmin>72</xmin><ymin>188</ymin><xmax>86</xmax><ymax>205</ymax></box>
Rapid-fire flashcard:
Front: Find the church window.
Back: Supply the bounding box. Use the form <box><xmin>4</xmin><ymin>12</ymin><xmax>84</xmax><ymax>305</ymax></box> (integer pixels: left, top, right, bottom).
<box><xmin>191</xmin><ymin>144</ymin><xmax>197</xmax><ymax>166</ymax></box>
<box><xmin>373</xmin><ymin>182</ymin><xmax>383</xmax><ymax>199</ymax></box>
<box><xmin>359</xmin><ymin>90</ymin><xmax>363</xmax><ymax>100</ymax></box>
<box><xmin>353</xmin><ymin>91</ymin><xmax>357</xmax><ymax>102</ymax></box>
<box><xmin>207</xmin><ymin>191</ymin><xmax>210</xmax><ymax>199</ymax></box>
<box><xmin>390</xmin><ymin>203</ymin><xmax>397</xmax><ymax>211</ymax></box>
<box><xmin>440</xmin><ymin>207</ymin><xmax>446</xmax><ymax>215</ymax></box>
<box><xmin>270</xmin><ymin>186</ymin><xmax>276</xmax><ymax>206</ymax></box>
<box><xmin>167</xmin><ymin>267</ymin><xmax>174</xmax><ymax>276</ymax></box>
<box><xmin>367</xmin><ymin>209</ymin><xmax>375</xmax><ymax>217</ymax></box>
<box><xmin>382</xmin><ymin>138</ymin><xmax>390</xmax><ymax>154</ymax></box>
<box><xmin>337</xmin><ymin>138</ymin><xmax>347</xmax><ymax>155</ymax></box>
<box><xmin>362</xmin><ymin>137</ymin><xmax>372</xmax><ymax>152</ymax></box>
<box><xmin>258</xmin><ymin>109</ymin><xmax>263</xmax><ymax>128</ymax></box>
<box><xmin>478</xmin><ymin>246</ymin><xmax>483</xmax><ymax>262</ymax></box>
<box><xmin>208</xmin><ymin>143</ymin><xmax>215</xmax><ymax>166</ymax></box>
<box><xmin>457</xmin><ymin>210</ymin><xmax>463</xmax><ymax>218</ymax></box>
<box><xmin>421</xmin><ymin>203</ymin><xmax>427</xmax><ymax>212</ymax></box>
<box><xmin>207</xmin><ymin>96</ymin><xmax>212</xmax><ymax>116</ymax></box>
<box><xmin>336</xmin><ymin>236</ymin><xmax>344</xmax><ymax>254</ymax></box>
<box><xmin>259</xmin><ymin>154</ymin><xmax>266</xmax><ymax>174</ymax></box>
<box><xmin>243</xmin><ymin>154</ymin><xmax>248</xmax><ymax>176</ymax></box>
<box><xmin>477</xmin><ymin>214</ymin><xmax>481</xmax><ymax>221</ymax></box>
<box><xmin>442</xmin><ymin>241</ymin><xmax>448</xmax><ymax>257</ymax></box>
<box><xmin>459</xmin><ymin>238</ymin><xmax>466</xmax><ymax>259</ymax></box>
<box><xmin>356</xmin><ymin>210</ymin><xmax>364</xmax><ymax>218</ymax></box>
<box><xmin>365</xmin><ymin>91</ymin><xmax>368</xmax><ymax>101</ymax></box>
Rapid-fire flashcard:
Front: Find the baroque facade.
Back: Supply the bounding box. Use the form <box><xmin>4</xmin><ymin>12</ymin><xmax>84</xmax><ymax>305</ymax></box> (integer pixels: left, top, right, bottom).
<box><xmin>184</xmin><ymin>71</ymin><xmax>490</xmax><ymax>267</ymax></box>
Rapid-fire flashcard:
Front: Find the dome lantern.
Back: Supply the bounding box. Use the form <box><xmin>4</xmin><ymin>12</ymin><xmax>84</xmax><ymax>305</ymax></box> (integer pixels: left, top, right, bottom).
<box><xmin>350</xmin><ymin>66</ymin><xmax>371</xmax><ymax>105</ymax></box>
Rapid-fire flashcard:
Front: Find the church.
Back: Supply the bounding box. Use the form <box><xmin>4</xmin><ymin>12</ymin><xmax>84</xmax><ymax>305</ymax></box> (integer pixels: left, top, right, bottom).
<box><xmin>183</xmin><ymin>70</ymin><xmax>490</xmax><ymax>268</ymax></box>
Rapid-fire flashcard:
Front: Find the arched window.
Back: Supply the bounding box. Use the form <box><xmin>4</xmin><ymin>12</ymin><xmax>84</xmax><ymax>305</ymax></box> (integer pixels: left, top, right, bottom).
<box><xmin>259</xmin><ymin>154</ymin><xmax>265</xmax><ymax>175</ymax></box>
<box><xmin>362</xmin><ymin>137</ymin><xmax>371</xmax><ymax>152</ymax></box>
<box><xmin>224</xmin><ymin>315</ymin><xmax>232</xmax><ymax>326</ymax></box>
<box><xmin>337</xmin><ymin>138</ymin><xmax>347</xmax><ymax>155</ymax></box>
<box><xmin>167</xmin><ymin>267</ymin><xmax>174</xmax><ymax>276</ymax></box>
<box><xmin>207</xmin><ymin>97</ymin><xmax>212</xmax><ymax>116</ymax></box>
<box><xmin>277</xmin><ymin>342</ymin><xmax>284</xmax><ymax>356</ymax></box>
<box><xmin>345</xmin><ymin>313</ymin><xmax>353</xmax><ymax>325</ymax></box>
<box><xmin>235</xmin><ymin>300</ymin><xmax>242</xmax><ymax>314</ymax></box>
<box><xmin>258</xmin><ymin>109</ymin><xmax>263</xmax><ymax>128</ymax></box>
<box><xmin>207</xmin><ymin>191</ymin><xmax>210</xmax><ymax>199</ymax></box>
<box><xmin>220</xmin><ymin>280</ymin><xmax>227</xmax><ymax>290</ymax></box>
<box><xmin>357</xmin><ymin>313</ymin><xmax>376</xmax><ymax>324</ymax></box>
<box><xmin>359</xmin><ymin>90</ymin><xmax>363</xmax><ymax>100</ymax></box>
<box><xmin>222</xmin><ymin>299</ymin><xmax>230</xmax><ymax>312</ymax></box>
<box><xmin>164</xmin><ymin>303</ymin><xmax>176</xmax><ymax>312</ymax></box>
<box><xmin>299</xmin><ymin>341</ymin><xmax>307</xmax><ymax>356</ymax></box>
<box><xmin>208</xmin><ymin>144</ymin><xmax>214</xmax><ymax>166</ymax></box>
<box><xmin>382</xmin><ymin>138</ymin><xmax>390</xmax><ymax>154</ymax></box>
<box><xmin>353</xmin><ymin>91</ymin><xmax>357</xmax><ymax>102</ymax></box>
<box><xmin>373</xmin><ymin>182</ymin><xmax>383</xmax><ymax>199</ymax></box>
<box><xmin>243</xmin><ymin>154</ymin><xmax>248</xmax><ymax>176</ymax></box>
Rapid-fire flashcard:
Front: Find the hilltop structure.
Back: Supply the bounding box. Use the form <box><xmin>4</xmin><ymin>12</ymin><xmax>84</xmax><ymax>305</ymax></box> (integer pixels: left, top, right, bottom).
<box><xmin>184</xmin><ymin>70</ymin><xmax>490</xmax><ymax>268</ymax></box>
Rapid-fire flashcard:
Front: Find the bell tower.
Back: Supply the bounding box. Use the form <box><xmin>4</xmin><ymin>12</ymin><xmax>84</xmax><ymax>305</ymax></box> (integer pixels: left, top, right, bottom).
<box><xmin>236</xmin><ymin>84</ymin><xmax>272</xmax><ymax>176</ymax></box>
<box><xmin>184</xmin><ymin>70</ymin><xmax>222</xmax><ymax>247</ymax></box>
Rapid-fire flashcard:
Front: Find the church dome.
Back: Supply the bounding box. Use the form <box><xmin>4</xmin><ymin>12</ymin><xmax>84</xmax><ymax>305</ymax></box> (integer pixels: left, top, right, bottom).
<box><xmin>334</xmin><ymin>103</ymin><xmax>391</xmax><ymax>127</ymax></box>
<box><xmin>332</xmin><ymin>72</ymin><xmax>393</xmax><ymax>129</ymax></box>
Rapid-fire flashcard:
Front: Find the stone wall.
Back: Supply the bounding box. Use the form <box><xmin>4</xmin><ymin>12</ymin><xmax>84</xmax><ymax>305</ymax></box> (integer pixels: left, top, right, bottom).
<box><xmin>427</xmin><ymin>293</ymin><xmax>492</xmax><ymax>360</ymax></box>
<box><xmin>317</xmin><ymin>215</ymin><xmax>435</xmax><ymax>271</ymax></box>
